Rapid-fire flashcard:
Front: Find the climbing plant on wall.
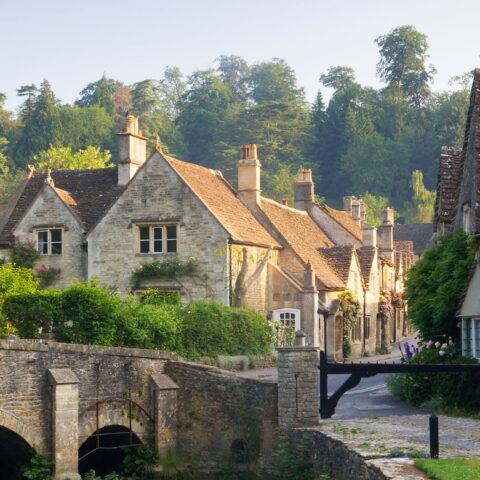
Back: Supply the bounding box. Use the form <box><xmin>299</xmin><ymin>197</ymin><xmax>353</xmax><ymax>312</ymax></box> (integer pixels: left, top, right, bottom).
<box><xmin>338</xmin><ymin>290</ymin><xmax>360</xmax><ymax>358</ymax></box>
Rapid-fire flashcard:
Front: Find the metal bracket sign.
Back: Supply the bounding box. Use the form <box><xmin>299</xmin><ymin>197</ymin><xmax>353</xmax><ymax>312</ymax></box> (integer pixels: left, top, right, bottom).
<box><xmin>319</xmin><ymin>350</ymin><xmax>480</xmax><ymax>418</ymax></box>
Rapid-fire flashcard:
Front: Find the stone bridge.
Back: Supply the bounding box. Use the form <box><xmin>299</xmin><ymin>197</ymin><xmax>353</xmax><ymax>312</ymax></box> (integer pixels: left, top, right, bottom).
<box><xmin>0</xmin><ymin>338</ymin><xmax>179</xmax><ymax>479</ymax></box>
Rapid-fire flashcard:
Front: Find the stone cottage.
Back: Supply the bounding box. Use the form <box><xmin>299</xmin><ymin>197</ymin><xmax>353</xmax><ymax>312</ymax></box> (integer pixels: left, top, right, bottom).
<box><xmin>435</xmin><ymin>69</ymin><xmax>480</xmax><ymax>359</ymax></box>
<box><xmin>0</xmin><ymin>115</ymin><xmax>411</xmax><ymax>358</ymax></box>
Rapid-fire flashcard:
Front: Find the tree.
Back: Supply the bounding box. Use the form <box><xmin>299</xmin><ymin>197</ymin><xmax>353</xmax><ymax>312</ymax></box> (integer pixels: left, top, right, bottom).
<box><xmin>59</xmin><ymin>105</ymin><xmax>114</xmax><ymax>152</ymax></box>
<box><xmin>363</xmin><ymin>193</ymin><xmax>389</xmax><ymax>227</ymax></box>
<box><xmin>159</xmin><ymin>66</ymin><xmax>186</xmax><ymax>120</ymax></box>
<box><xmin>405</xmin><ymin>231</ymin><xmax>476</xmax><ymax>342</ymax></box>
<box><xmin>177</xmin><ymin>69</ymin><xmax>235</xmax><ymax>168</ymax></box>
<box><xmin>15</xmin><ymin>80</ymin><xmax>63</xmax><ymax>166</ymax></box>
<box><xmin>375</xmin><ymin>25</ymin><xmax>436</xmax><ymax>107</ymax></box>
<box><xmin>216</xmin><ymin>54</ymin><xmax>250</xmax><ymax>102</ymax></box>
<box><xmin>401</xmin><ymin>170</ymin><xmax>436</xmax><ymax>223</ymax></box>
<box><xmin>75</xmin><ymin>75</ymin><xmax>122</xmax><ymax>115</ymax></box>
<box><xmin>33</xmin><ymin>146</ymin><xmax>112</xmax><ymax>170</ymax></box>
<box><xmin>16</xmin><ymin>84</ymin><xmax>38</xmax><ymax>123</ymax></box>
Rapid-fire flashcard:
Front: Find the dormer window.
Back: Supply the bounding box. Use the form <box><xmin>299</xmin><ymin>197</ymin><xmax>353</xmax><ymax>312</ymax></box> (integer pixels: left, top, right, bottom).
<box><xmin>37</xmin><ymin>229</ymin><xmax>62</xmax><ymax>255</ymax></box>
<box><xmin>463</xmin><ymin>203</ymin><xmax>471</xmax><ymax>233</ymax></box>
<box><xmin>137</xmin><ymin>224</ymin><xmax>177</xmax><ymax>254</ymax></box>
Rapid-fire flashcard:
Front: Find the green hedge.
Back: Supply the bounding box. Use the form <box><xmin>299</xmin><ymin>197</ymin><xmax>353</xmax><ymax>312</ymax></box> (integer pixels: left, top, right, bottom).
<box><xmin>3</xmin><ymin>282</ymin><xmax>272</xmax><ymax>358</ymax></box>
<box><xmin>387</xmin><ymin>346</ymin><xmax>480</xmax><ymax>412</ymax></box>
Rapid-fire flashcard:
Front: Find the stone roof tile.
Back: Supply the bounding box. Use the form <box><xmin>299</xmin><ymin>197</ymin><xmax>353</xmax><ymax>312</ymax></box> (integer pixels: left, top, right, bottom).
<box><xmin>321</xmin><ymin>205</ymin><xmax>362</xmax><ymax>242</ymax></box>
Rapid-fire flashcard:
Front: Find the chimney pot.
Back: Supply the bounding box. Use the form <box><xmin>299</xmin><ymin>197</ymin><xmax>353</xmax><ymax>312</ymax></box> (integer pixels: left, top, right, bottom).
<box><xmin>294</xmin><ymin>168</ymin><xmax>314</xmax><ymax>210</ymax></box>
<box><xmin>237</xmin><ymin>144</ymin><xmax>261</xmax><ymax>209</ymax></box>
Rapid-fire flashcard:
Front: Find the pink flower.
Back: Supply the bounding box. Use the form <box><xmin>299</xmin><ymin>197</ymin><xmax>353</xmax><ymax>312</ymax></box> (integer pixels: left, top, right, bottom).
<box><xmin>435</xmin><ymin>341</ymin><xmax>440</xmax><ymax>348</ymax></box>
<box><xmin>441</xmin><ymin>343</ymin><xmax>448</xmax><ymax>349</ymax></box>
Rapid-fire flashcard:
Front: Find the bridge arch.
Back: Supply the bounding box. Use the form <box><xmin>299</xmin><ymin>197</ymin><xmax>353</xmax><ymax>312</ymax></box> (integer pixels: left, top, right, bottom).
<box><xmin>0</xmin><ymin>409</ymin><xmax>39</xmax><ymax>453</ymax></box>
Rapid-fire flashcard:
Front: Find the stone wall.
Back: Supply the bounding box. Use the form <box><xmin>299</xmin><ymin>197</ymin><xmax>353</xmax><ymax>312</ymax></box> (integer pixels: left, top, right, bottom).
<box><xmin>165</xmin><ymin>360</ymin><xmax>278</xmax><ymax>471</ymax></box>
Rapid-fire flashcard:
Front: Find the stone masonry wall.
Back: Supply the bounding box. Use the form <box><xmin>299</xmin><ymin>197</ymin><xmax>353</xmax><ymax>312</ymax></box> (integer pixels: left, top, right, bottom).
<box><xmin>14</xmin><ymin>186</ymin><xmax>86</xmax><ymax>288</ymax></box>
<box><xmin>87</xmin><ymin>152</ymin><xmax>230</xmax><ymax>300</ymax></box>
<box><xmin>165</xmin><ymin>361</ymin><xmax>278</xmax><ymax>472</ymax></box>
<box><xmin>0</xmin><ymin>339</ymin><xmax>174</xmax><ymax>452</ymax></box>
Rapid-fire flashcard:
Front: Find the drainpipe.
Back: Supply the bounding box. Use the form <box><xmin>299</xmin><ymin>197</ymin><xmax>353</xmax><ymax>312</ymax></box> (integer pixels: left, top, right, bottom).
<box><xmin>228</xmin><ymin>239</ymin><xmax>233</xmax><ymax>307</ymax></box>
<box><xmin>362</xmin><ymin>287</ymin><xmax>367</xmax><ymax>355</ymax></box>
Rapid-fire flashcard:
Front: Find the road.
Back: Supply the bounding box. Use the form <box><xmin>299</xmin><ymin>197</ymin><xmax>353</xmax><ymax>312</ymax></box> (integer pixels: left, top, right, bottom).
<box><xmin>328</xmin><ymin>373</ymin><xmax>423</xmax><ymax>419</ymax></box>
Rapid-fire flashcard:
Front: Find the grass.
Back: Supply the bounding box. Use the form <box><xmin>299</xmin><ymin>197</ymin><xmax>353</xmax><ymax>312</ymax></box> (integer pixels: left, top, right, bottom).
<box><xmin>414</xmin><ymin>458</ymin><xmax>480</xmax><ymax>480</ymax></box>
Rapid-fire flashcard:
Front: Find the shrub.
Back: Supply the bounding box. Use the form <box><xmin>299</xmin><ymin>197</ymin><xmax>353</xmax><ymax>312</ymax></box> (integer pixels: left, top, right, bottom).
<box><xmin>177</xmin><ymin>301</ymin><xmax>272</xmax><ymax>358</ymax></box>
<box><xmin>3</xmin><ymin>290</ymin><xmax>63</xmax><ymax>338</ymax></box>
<box><xmin>387</xmin><ymin>344</ymin><xmax>480</xmax><ymax>411</ymax></box>
<box><xmin>57</xmin><ymin>280</ymin><xmax>121</xmax><ymax>345</ymax></box>
<box><xmin>0</xmin><ymin>263</ymin><xmax>38</xmax><ymax>336</ymax></box>
<box><xmin>405</xmin><ymin>231</ymin><xmax>476</xmax><ymax>342</ymax></box>
<box><xmin>22</xmin><ymin>454</ymin><xmax>51</xmax><ymax>480</ymax></box>
<box><xmin>9</xmin><ymin>238</ymin><xmax>39</xmax><ymax>269</ymax></box>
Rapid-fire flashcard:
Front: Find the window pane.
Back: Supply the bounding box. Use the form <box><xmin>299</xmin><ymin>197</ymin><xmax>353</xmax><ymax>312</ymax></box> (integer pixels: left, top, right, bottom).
<box><xmin>153</xmin><ymin>227</ymin><xmax>163</xmax><ymax>253</ymax></box>
<box><xmin>37</xmin><ymin>231</ymin><xmax>48</xmax><ymax>255</ymax></box>
<box><xmin>139</xmin><ymin>226</ymin><xmax>149</xmax><ymax>241</ymax></box>
<box><xmin>140</xmin><ymin>240</ymin><xmax>149</xmax><ymax>253</ymax></box>
<box><xmin>50</xmin><ymin>229</ymin><xmax>62</xmax><ymax>242</ymax></box>
<box><xmin>167</xmin><ymin>239</ymin><xmax>177</xmax><ymax>252</ymax></box>
<box><xmin>50</xmin><ymin>229</ymin><xmax>62</xmax><ymax>255</ymax></box>
<box><xmin>463</xmin><ymin>319</ymin><xmax>472</xmax><ymax>356</ymax></box>
<box><xmin>166</xmin><ymin>225</ymin><xmax>176</xmax><ymax>239</ymax></box>
<box><xmin>475</xmin><ymin>320</ymin><xmax>480</xmax><ymax>358</ymax></box>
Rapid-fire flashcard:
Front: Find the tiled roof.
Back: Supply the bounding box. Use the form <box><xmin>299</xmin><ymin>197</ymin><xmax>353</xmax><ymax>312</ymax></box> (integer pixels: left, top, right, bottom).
<box><xmin>357</xmin><ymin>246</ymin><xmax>376</xmax><ymax>286</ymax></box>
<box><xmin>393</xmin><ymin>224</ymin><xmax>434</xmax><ymax>255</ymax></box>
<box><xmin>0</xmin><ymin>167</ymin><xmax>124</xmax><ymax>244</ymax></box>
<box><xmin>321</xmin><ymin>205</ymin><xmax>362</xmax><ymax>241</ymax></box>
<box><xmin>318</xmin><ymin>246</ymin><xmax>355</xmax><ymax>284</ymax></box>
<box><xmin>434</xmin><ymin>146</ymin><xmax>462</xmax><ymax>229</ymax></box>
<box><xmin>164</xmin><ymin>155</ymin><xmax>280</xmax><ymax>248</ymax></box>
<box><xmin>259</xmin><ymin>198</ymin><xmax>344</xmax><ymax>289</ymax></box>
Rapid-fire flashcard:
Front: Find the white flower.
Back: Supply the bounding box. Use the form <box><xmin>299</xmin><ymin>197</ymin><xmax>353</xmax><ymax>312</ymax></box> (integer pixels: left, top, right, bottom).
<box><xmin>435</xmin><ymin>341</ymin><xmax>441</xmax><ymax>348</ymax></box>
<box><xmin>38</xmin><ymin>326</ymin><xmax>43</xmax><ymax>334</ymax></box>
<box><xmin>441</xmin><ymin>343</ymin><xmax>448</xmax><ymax>349</ymax></box>
<box><xmin>64</xmin><ymin>320</ymin><xmax>73</xmax><ymax>328</ymax></box>
<box><xmin>439</xmin><ymin>350</ymin><xmax>445</xmax><ymax>356</ymax></box>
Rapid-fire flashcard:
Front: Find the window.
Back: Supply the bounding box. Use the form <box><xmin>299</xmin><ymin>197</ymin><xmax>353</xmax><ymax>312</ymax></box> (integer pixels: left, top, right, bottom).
<box><xmin>364</xmin><ymin>316</ymin><xmax>371</xmax><ymax>339</ymax></box>
<box><xmin>351</xmin><ymin>316</ymin><xmax>362</xmax><ymax>342</ymax></box>
<box><xmin>36</xmin><ymin>229</ymin><xmax>62</xmax><ymax>255</ymax></box>
<box><xmin>463</xmin><ymin>203</ymin><xmax>471</xmax><ymax>233</ymax></box>
<box><xmin>272</xmin><ymin>308</ymin><xmax>301</xmax><ymax>331</ymax></box>
<box><xmin>137</xmin><ymin>225</ymin><xmax>177</xmax><ymax>254</ymax></box>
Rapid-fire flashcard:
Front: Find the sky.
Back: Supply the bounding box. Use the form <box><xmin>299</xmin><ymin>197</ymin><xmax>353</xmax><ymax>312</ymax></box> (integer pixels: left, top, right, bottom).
<box><xmin>2</xmin><ymin>0</ymin><xmax>480</xmax><ymax>112</ymax></box>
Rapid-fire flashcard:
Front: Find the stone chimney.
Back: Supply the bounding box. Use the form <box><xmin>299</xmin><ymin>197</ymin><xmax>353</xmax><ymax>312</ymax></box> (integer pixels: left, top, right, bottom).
<box><xmin>237</xmin><ymin>144</ymin><xmax>261</xmax><ymax>209</ymax></box>
<box><xmin>294</xmin><ymin>168</ymin><xmax>314</xmax><ymax>210</ymax></box>
<box><xmin>359</xmin><ymin>198</ymin><xmax>367</xmax><ymax>223</ymax></box>
<box><xmin>377</xmin><ymin>207</ymin><xmax>394</xmax><ymax>261</ymax></box>
<box><xmin>343</xmin><ymin>196</ymin><xmax>353</xmax><ymax>214</ymax></box>
<box><xmin>351</xmin><ymin>199</ymin><xmax>361</xmax><ymax>227</ymax></box>
<box><xmin>117</xmin><ymin>113</ymin><xmax>147</xmax><ymax>186</ymax></box>
<box><xmin>361</xmin><ymin>224</ymin><xmax>377</xmax><ymax>248</ymax></box>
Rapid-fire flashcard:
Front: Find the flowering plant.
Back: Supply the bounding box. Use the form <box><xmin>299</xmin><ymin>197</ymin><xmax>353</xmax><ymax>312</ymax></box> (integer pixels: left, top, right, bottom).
<box><xmin>34</xmin><ymin>265</ymin><xmax>61</xmax><ymax>288</ymax></box>
<box><xmin>9</xmin><ymin>236</ymin><xmax>39</xmax><ymax>269</ymax></box>
<box><xmin>400</xmin><ymin>341</ymin><xmax>419</xmax><ymax>361</ymax></box>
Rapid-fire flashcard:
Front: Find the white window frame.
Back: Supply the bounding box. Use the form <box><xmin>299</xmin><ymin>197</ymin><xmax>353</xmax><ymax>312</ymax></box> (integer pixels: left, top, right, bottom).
<box><xmin>137</xmin><ymin>224</ymin><xmax>177</xmax><ymax>254</ymax></box>
<box><xmin>462</xmin><ymin>317</ymin><xmax>480</xmax><ymax>359</ymax></box>
<box><xmin>36</xmin><ymin>228</ymin><xmax>63</xmax><ymax>255</ymax></box>
<box><xmin>272</xmin><ymin>308</ymin><xmax>301</xmax><ymax>331</ymax></box>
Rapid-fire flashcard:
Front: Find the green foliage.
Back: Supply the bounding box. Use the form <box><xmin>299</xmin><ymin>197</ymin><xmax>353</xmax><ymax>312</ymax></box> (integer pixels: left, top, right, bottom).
<box><xmin>176</xmin><ymin>301</ymin><xmax>272</xmax><ymax>358</ymax></box>
<box><xmin>272</xmin><ymin>438</ymin><xmax>316</xmax><ymax>480</ymax></box>
<box><xmin>82</xmin><ymin>470</ymin><xmax>122</xmax><ymax>480</ymax></box>
<box><xmin>405</xmin><ymin>231</ymin><xmax>476</xmax><ymax>342</ymax></box>
<box><xmin>400</xmin><ymin>170</ymin><xmax>436</xmax><ymax>223</ymax></box>
<box><xmin>131</xmin><ymin>258</ymin><xmax>199</xmax><ymax>288</ymax></box>
<box><xmin>0</xmin><ymin>263</ymin><xmax>38</xmax><ymax>336</ymax></box>
<box><xmin>9</xmin><ymin>238</ymin><xmax>39</xmax><ymax>268</ymax></box>
<box><xmin>121</xmin><ymin>444</ymin><xmax>159</xmax><ymax>477</ymax></box>
<box><xmin>414</xmin><ymin>458</ymin><xmax>480</xmax><ymax>480</ymax></box>
<box><xmin>263</xmin><ymin>164</ymin><xmax>295</xmax><ymax>204</ymax></box>
<box><xmin>34</xmin><ymin>145</ymin><xmax>112</xmax><ymax>170</ymax></box>
<box><xmin>363</xmin><ymin>193</ymin><xmax>389</xmax><ymax>227</ymax></box>
<box><xmin>3</xmin><ymin>290</ymin><xmax>63</xmax><ymax>338</ymax></box>
<box><xmin>387</xmin><ymin>345</ymin><xmax>480</xmax><ymax>411</ymax></box>
<box><xmin>22</xmin><ymin>454</ymin><xmax>51</xmax><ymax>480</ymax></box>
<box><xmin>339</xmin><ymin>291</ymin><xmax>360</xmax><ymax>357</ymax></box>
<box><xmin>375</xmin><ymin>25</ymin><xmax>436</xmax><ymax>106</ymax></box>
<box><xmin>33</xmin><ymin>264</ymin><xmax>61</xmax><ymax>288</ymax></box>
<box><xmin>3</xmin><ymin>281</ymin><xmax>272</xmax><ymax>358</ymax></box>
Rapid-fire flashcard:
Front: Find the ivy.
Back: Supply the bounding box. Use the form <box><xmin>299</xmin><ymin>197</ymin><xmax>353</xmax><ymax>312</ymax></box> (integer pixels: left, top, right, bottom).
<box><xmin>338</xmin><ymin>290</ymin><xmax>360</xmax><ymax>358</ymax></box>
<box><xmin>131</xmin><ymin>257</ymin><xmax>198</xmax><ymax>288</ymax></box>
